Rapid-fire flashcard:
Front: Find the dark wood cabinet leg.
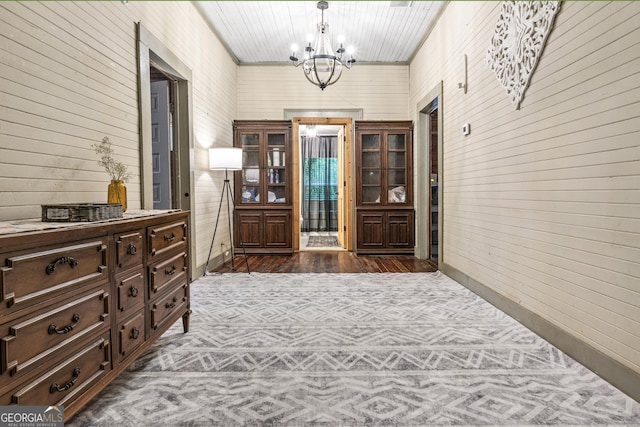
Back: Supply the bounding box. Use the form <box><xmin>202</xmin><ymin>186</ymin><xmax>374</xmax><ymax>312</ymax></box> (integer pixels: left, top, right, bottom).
<box><xmin>182</xmin><ymin>309</ymin><xmax>192</xmax><ymax>333</ymax></box>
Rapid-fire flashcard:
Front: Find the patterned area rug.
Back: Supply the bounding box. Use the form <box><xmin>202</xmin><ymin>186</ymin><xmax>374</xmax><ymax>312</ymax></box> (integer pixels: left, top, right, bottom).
<box><xmin>69</xmin><ymin>273</ymin><xmax>640</xmax><ymax>426</ymax></box>
<box><xmin>306</xmin><ymin>235</ymin><xmax>340</xmax><ymax>247</ymax></box>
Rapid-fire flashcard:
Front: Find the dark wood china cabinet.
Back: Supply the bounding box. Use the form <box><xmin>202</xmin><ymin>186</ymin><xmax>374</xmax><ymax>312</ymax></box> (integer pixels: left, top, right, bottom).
<box><xmin>233</xmin><ymin>120</ymin><xmax>293</xmax><ymax>254</ymax></box>
<box><xmin>355</xmin><ymin>121</ymin><xmax>414</xmax><ymax>254</ymax></box>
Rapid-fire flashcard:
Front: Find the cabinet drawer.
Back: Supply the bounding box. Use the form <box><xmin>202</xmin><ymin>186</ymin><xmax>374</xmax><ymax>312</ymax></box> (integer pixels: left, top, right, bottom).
<box><xmin>1</xmin><ymin>288</ymin><xmax>109</xmax><ymax>376</ymax></box>
<box><xmin>115</xmin><ymin>230</ymin><xmax>143</xmax><ymax>272</ymax></box>
<box><xmin>116</xmin><ymin>270</ymin><xmax>144</xmax><ymax>318</ymax></box>
<box><xmin>117</xmin><ymin>313</ymin><xmax>144</xmax><ymax>362</ymax></box>
<box><xmin>148</xmin><ymin>220</ymin><xmax>187</xmax><ymax>258</ymax></box>
<box><xmin>8</xmin><ymin>333</ymin><xmax>110</xmax><ymax>406</ymax></box>
<box><xmin>149</xmin><ymin>252</ymin><xmax>188</xmax><ymax>298</ymax></box>
<box><xmin>0</xmin><ymin>239</ymin><xmax>108</xmax><ymax>315</ymax></box>
<box><xmin>149</xmin><ymin>283</ymin><xmax>188</xmax><ymax>334</ymax></box>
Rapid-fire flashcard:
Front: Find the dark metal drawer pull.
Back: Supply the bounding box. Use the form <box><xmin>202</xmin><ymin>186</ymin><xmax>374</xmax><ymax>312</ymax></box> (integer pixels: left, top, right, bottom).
<box><xmin>50</xmin><ymin>367</ymin><xmax>80</xmax><ymax>393</ymax></box>
<box><xmin>165</xmin><ymin>265</ymin><xmax>177</xmax><ymax>276</ymax></box>
<box><xmin>130</xmin><ymin>327</ymin><xmax>140</xmax><ymax>340</ymax></box>
<box><xmin>164</xmin><ymin>232</ymin><xmax>176</xmax><ymax>242</ymax></box>
<box><xmin>48</xmin><ymin>313</ymin><xmax>80</xmax><ymax>335</ymax></box>
<box><xmin>46</xmin><ymin>256</ymin><xmax>78</xmax><ymax>275</ymax></box>
<box><xmin>165</xmin><ymin>297</ymin><xmax>178</xmax><ymax>309</ymax></box>
<box><xmin>129</xmin><ymin>285</ymin><xmax>139</xmax><ymax>297</ymax></box>
<box><xmin>127</xmin><ymin>242</ymin><xmax>138</xmax><ymax>255</ymax></box>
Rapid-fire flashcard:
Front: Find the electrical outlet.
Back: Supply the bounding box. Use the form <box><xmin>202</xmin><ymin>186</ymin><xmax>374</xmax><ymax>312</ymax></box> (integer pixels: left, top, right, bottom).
<box><xmin>220</xmin><ymin>243</ymin><xmax>230</xmax><ymax>257</ymax></box>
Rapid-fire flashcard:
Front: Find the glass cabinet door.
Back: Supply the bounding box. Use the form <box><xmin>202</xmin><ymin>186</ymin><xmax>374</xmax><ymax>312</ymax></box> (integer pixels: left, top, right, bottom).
<box><xmin>266</xmin><ymin>132</ymin><xmax>287</xmax><ymax>204</ymax></box>
<box><xmin>386</xmin><ymin>133</ymin><xmax>407</xmax><ymax>204</ymax></box>
<box><xmin>360</xmin><ymin>134</ymin><xmax>381</xmax><ymax>204</ymax></box>
<box><xmin>240</xmin><ymin>133</ymin><xmax>260</xmax><ymax>203</ymax></box>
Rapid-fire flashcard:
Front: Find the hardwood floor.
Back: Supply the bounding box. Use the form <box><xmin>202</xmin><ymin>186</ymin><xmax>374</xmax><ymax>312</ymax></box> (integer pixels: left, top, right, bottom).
<box><xmin>210</xmin><ymin>252</ymin><xmax>438</xmax><ymax>273</ymax></box>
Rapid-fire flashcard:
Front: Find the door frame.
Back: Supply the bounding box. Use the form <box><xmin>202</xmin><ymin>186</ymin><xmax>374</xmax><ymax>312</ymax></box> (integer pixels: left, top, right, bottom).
<box><xmin>138</xmin><ymin>23</ymin><xmax>193</xmax><ymax>211</ymax></box>
<box><xmin>416</xmin><ymin>82</ymin><xmax>443</xmax><ymax>269</ymax></box>
<box><xmin>291</xmin><ymin>117</ymin><xmax>354</xmax><ymax>252</ymax></box>
<box><xmin>137</xmin><ymin>23</ymin><xmax>195</xmax><ymax>270</ymax></box>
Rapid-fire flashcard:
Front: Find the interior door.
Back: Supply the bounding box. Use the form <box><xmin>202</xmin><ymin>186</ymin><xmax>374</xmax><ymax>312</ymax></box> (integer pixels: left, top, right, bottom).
<box><xmin>337</xmin><ymin>126</ymin><xmax>345</xmax><ymax>247</ymax></box>
<box><xmin>150</xmin><ymin>80</ymin><xmax>171</xmax><ymax>209</ymax></box>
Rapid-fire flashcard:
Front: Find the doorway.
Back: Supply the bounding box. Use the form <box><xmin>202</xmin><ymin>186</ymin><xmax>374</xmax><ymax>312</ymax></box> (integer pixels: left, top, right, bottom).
<box><xmin>149</xmin><ymin>68</ymin><xmax>177</xmax><ymax>209</ymax></box>
<box><xmin>137</xmin><ymin>23</ymin><xmax>192</xmax><ymax>212</ymax></box>
<box><xmin>417</xmin><ymin>82</ymin><xmax>443</xmax><ymax>268</ymax></box>
<box><xmin>291</xmin><ymin>117</ymin><xmax>354</xmax><ymax>252</ymax></box>
<box><xmin>299</xmin><ymin>124</ymin><xmax>343</xmax><ymax>251</ymax></box>
<box><xmin>428</xmin><ymin>103</ymin><xmax>439</xmax><ymax>261</ymax></box>
<box><xmin>137</xmin><ymin>23</ymin><xmax>195</xmax><ymax>272</ymax></box>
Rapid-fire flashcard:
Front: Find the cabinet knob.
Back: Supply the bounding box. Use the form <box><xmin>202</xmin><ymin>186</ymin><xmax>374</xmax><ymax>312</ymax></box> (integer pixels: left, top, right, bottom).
<box><xmin>129</xmin><ymin>285</ymin><xmax>139</xmax><ymax>297</ymax></box>
<box><xmin>130</xmin><ymin>327</ymin><xmax>140</xmax><ymax>340</ymax></box>
<box><xmin>127</xmin><ymin>242</ymin><xmax>137</xmax><ymax>255</ymax></box>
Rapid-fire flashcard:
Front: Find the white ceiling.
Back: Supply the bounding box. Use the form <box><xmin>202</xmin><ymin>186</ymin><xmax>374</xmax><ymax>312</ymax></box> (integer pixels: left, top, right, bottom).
<box><xmin>193</xmin><ymin>1</ymin><xmax>447</xmax><ymax>64</ymax></box>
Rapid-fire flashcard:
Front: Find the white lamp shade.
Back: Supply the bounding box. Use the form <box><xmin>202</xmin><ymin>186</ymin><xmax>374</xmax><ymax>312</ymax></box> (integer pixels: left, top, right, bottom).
<box><xmin>209</xmin><ymin>147</ymin><xmax>242</xmax><ymax>170</ymax></box>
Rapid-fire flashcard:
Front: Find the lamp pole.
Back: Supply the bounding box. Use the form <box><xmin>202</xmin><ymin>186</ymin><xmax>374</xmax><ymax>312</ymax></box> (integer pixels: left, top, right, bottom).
<box><xmin>204</xmin><ymin>148</ymin><xmax>250</xmax><ymax>275</ymax></box>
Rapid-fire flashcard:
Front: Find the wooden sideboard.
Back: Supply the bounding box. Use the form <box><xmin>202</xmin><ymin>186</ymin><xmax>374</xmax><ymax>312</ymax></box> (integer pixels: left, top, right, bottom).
<box><xmin>0</xmin><ymin>210</ymin><xmax>191</xmax><ymax>421</ymax></box>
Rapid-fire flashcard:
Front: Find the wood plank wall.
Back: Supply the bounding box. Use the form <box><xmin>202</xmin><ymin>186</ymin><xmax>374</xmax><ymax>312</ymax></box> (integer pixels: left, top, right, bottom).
<box><xmin>237</xmin><ymin>64</ymin><xmax>409</xmax><ymax>120</ymax></box>
<box><xmin>409</xmin><ymin>1</ymin><xmax>640</xmax><ymax>377</ymax></box>
<box><xmin>0</xmin><ymin>2</ymin><xmax>238</xmax><ymax>272</ymax></box>
<box><xmin>0</xmin><ymin>2</ymin><xmax>140</xmax><ymax>219</ymax></box>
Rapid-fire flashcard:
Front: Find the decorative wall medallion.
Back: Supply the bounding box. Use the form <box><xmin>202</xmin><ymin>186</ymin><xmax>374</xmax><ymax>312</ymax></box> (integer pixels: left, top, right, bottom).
<box><xmin>486</xmin><ymin>1</ymin><xmax>561</xmax><ymax>109</ymax></box>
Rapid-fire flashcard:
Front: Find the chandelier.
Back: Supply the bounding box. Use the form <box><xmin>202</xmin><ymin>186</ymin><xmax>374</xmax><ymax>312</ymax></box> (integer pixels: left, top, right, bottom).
<box><xmin>289</xmin><ymin>1</ymin><xmax>356</xmax><ymax>90</ymax></box>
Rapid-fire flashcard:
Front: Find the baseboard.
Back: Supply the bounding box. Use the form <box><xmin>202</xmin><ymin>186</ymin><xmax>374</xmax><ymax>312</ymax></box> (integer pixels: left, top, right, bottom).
<box><xmin>442</xmin><ymin>263</ymin><xmax>640</xmax><ymax>404</ymax></box>
<box><xmin>195</xmin><ymin>252</ymin><xmax>227</xmax><ymax>278</ymax></box>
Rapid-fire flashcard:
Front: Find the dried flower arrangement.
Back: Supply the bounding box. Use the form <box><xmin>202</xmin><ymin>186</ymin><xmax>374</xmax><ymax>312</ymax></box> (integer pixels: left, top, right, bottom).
<box><xmin>92</xmin><ymin>136</ymin><xmax>131</xmax><ymax>182</ymax></box>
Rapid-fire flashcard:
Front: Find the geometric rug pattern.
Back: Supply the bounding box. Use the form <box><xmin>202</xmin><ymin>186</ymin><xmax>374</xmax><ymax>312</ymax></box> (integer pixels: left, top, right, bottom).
<box><xmin>68</xmin><ymin>272</ymin><xmax>640</xmax><ymax>426</ymax></box>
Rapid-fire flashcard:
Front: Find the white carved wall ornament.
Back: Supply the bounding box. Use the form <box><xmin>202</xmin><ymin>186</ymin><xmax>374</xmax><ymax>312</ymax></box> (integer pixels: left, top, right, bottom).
<box><xmin>486</xmin><ymin>1</ymin><xmax>562</xmax><ymax>109</ymax></box>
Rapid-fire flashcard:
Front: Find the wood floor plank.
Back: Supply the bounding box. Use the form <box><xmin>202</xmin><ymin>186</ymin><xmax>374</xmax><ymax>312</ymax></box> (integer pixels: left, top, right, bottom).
<box><xmin>211</xmin><ymin>252</ymin><xmax>437</xmax><ymax>273</ymax></box>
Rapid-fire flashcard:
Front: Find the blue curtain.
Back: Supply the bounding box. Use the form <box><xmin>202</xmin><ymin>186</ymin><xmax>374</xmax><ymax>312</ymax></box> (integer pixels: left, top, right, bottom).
<box><xmin>302</xmin><ymin>136</ymin><xmax>338</xmax><ymax>232</ymax></box>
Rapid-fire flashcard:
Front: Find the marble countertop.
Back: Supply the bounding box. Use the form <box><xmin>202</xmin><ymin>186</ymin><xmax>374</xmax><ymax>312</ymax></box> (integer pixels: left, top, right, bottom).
<box><xmin>0</xmin><ymin>209</ymin><xmax>182</xmax><ymax>236</ymax></box>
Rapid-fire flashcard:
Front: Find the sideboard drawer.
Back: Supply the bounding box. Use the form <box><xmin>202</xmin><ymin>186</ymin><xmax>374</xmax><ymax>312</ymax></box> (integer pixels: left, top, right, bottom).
<box><xmin>148</xmin><ymin>220</ymin><xmax>187</xmax><ymax>258</ymax></box>
<box><xmin>117</xmin><ymin>312</ymin><xmax>144</xmax><ymax>362</ymax></box>
<box><xmin>149</xmin><ymin>283</ymin><xmax>188</xmax><ymax>334</ymax></box>
<box><xmin>148</xmin><ymin>252</ymin><xmax>188</xmax><ymax>298</ymax></box>
<box><xmin>115</xmin><ymin>230</ymin><xmax>144</xmax><ymax>272</ymax></box>
<box><xmin>8</xmin><ymin>333</ymin><xmax>111</xmax><ymax>406</ymax></box>
<box><xmin>0</xmin><ymin>239</ymin><xmax>108</xmax><ymax>315</ymax></box>
<box><xmin>1</xmin><ymin>288</ymin><xmax>109</xmax><ymax>377</ymax></box>
<box><xmin>116</xmin><ymin>270</ymin><xmax>144</xmax><ymax>318</ymax></box>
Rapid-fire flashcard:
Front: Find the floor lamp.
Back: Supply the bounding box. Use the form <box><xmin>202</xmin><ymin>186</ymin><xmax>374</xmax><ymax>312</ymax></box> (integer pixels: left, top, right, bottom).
<box><xmin>204</xmin><ymin>147</ymin><xmax>250</xmax><ymax>275</ymax></box>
